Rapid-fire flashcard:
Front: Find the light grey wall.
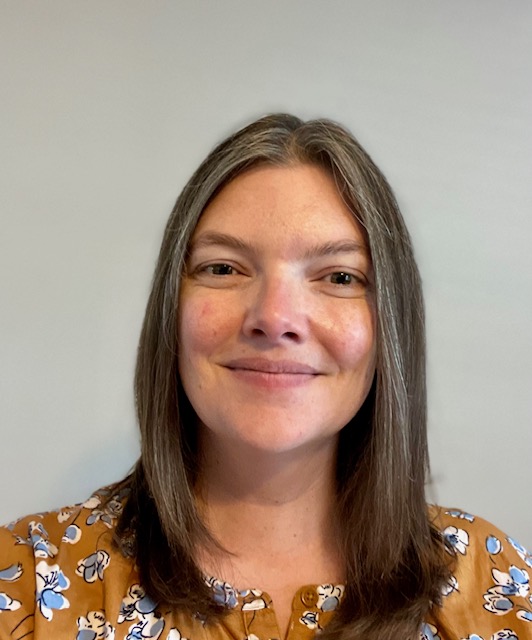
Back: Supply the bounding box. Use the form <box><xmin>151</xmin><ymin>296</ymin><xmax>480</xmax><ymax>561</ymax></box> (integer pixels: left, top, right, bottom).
<box><xmin>1</xmin><ymin>1</ymin><xmax>530</xmax><ymax>547</ymax></box>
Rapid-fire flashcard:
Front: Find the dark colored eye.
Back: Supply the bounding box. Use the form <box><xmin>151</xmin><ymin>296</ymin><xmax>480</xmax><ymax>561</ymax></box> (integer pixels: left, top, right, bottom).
<box><xmin>207</xmin><ymin>264</ymin><xmax>234</xmax><ymax>275</ymax></box>
<box><xmin>330</xmin><ymin>272</ymin><xmax>353</xmax><ymax>285</ymax></box>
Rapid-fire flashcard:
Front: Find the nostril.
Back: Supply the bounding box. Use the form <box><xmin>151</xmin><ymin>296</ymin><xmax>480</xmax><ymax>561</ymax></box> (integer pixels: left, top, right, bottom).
<box><xmin>284</xmin><ymin>331</ymin><xmax>299</xmax><ymax>341</ymax></box>
<box><xmin>248</xmin><ymin>327</ymin><xmax>300</xmax><ymax>342</ymax></box>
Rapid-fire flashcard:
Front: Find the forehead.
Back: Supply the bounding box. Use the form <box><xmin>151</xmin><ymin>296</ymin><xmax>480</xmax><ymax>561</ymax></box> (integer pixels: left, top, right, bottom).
<box><xmin>191</xmin><ymin>163</ymin><xmax>367</xmax><ymax>250</ymax></box>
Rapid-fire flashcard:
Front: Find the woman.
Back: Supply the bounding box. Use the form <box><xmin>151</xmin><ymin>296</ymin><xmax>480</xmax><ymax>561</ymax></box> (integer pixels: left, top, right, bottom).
<box><xmin>1</xmin><ymin>114</ymin><xmax>530</xmax><ymax>640</ymax></box>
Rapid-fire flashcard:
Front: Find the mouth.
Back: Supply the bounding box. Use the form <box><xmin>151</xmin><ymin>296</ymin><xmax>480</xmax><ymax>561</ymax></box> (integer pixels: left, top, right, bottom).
<box><xmin>223</xmin><ymin>357</ymin><xmax>320</xmax><ymax>375</ymax></box>
<box><xmin>222</xmin><ymin>358</ymin><xmax>320</xmax><ymax>389</ymax></box>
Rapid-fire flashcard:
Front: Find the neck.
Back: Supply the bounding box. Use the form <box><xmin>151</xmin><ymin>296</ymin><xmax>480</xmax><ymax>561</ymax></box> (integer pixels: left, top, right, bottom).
<box><xmin>195</xmin><ymin>432</ymin><xmax>342</xmax><ymax>582</ymax></box>
<box><xmin>201</xmin><ymin>431</ymin><xmax>338</xmax><ymax>499</ymax></box>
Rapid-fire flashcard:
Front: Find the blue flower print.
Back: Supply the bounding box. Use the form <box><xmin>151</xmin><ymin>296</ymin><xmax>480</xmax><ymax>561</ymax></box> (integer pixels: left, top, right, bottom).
<box><xmin>119</xmin><ymin>590</ymin><xmax>142</xmax><ymax>622</ymax></box>
<box><xmin>492</xmin><ymin>631</ymin><xmax>519</xmax><ymax>640</ymax></box>
<box><xmin>441</xmin><ymin>574</ymin><xmax>459</xmax><ymax>597</ymax></box>
<box><xmin>0</xmin><ymin>562</ymin><xmax>23</xmax><ymax>612</ymax></box>
<box><xmin>118</xmin><ymin>584</ymin><xmax>158</xmax><ymax>623</ymax></box>
<box><xmin>241</xmin><ymin>595</ymin><xmax>267</xmax><ymax>612</ymax></box>
<box><xmin>125</xmin><ymin>615</ymin><xmax>165</xmax><ymax>640</ymax></box>
<box><xmin>484</xmin><ymin>588</ymin><xmax>514</xmax><ymax>615</ymax></box>
<box><xmin>493</xmin><ymin>566</ymin><xmax>530</xmax><ymax>598</ymax></box>
<box><xmin>63</xmin><ymin>524</ymin><xmax>82</xmax><ymax>544</ymax></box>
<box><xmin>0</xmin><ymin>563</ymin><xmax>23</xmax><ymax>582</ymax></box>
<box><xmin>205</xmin><ymin>577</ymin><xmax>239</xmax><ymax>609</ymax></box>
<box><xmin>56</xmin><ymin>506</ymin><xmax>77</xmax><ymax>523</ymax></box>
<box><xmin>300</xmin><ymin>611</ymin><xmax>320</xmax><ymax>630</ymax></box>
<box><xmin>483</xmin><ymin>564</ymin><xmax>530</xmax><ymax>617</ymax></box>
<box><xmin>76</xmin><ymin>610</ymin><xmax>115</xmax><ymax>639</ymax></box>
<box><xmin>84</xmin><ymin>490</ymin><xmax>129</xmax><ymax>528</ymax></box>
<box><xmin>83</xmin><ymin>496</ymin><xmax>115</xmax><ymax>529</ymax></box>
<box><xmin>487</xmin><ymin>536</ymin><xmax>502</xmax><ymax>555</ymax></box>
<box><xmin>118</xmin><ymin>584</ymin><xmax>163</xmax><ymax>639</ymax></box>
<box><xmin>76</xmin><ymin>551</ymin><xmax>110</xmax><ymax>583</ymax></box>
<box><xmin>420</xmin><ymin>622</ymin><xmax>441</xmax><ymax>640</ymax></box>
<box><xmin>126</xmin><ymin>622</ymin><xmax>146</xmax><ymax>640</ymax></box>
<box><xmin>316</xmin><ymin>584</ymin><xmax>344</xmax><ymax>611</ymax></box>
<box><xmin>443</xmin><ymin>526</ymin><xmax>469</xmax><ymax>555</ymax></box>
<box><xmin>445</xmin><ymin>510</ymin><xmax>475</xmax><ymax>523</ymax></box>
<box><xmin>35</xmin><ymin>560</ymin><xmax>70</xmax><ymax>620</ymax></box>
<box><xmin>517</xmin><ymin>608</ymin><xmax>532</xmax><ymax>621</ymax></box>
<box><xmin>82</xmin><ymin>496</ymin><xmax>103</xmax><ymax>512</ymax></box>
<box><xmin>86</xmin><ymin>510</ymin><xmax>114</xmax><ymax>528</ymax></box>
<box><xmin>507</xmin><ymin>537</ymin><xmax>532</xmax><ymax>569</ymax></box>
<box><xmin>462</xmin><ymin>632</ymin><xmax>518</xmax><ymax>640</ymax></box>
<box><xmin>16</xmin><ymin>520</ymin><xmax>58</xmax><ymax>559</ymax></box>
<box><xmin>0</xmin><ymin>592</ymin><xmax>21</xmax><ymax>612</ymax></box>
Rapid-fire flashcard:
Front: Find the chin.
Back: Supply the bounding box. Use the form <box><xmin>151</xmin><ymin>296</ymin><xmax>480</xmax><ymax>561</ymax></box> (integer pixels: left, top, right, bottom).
<box><xmin>220</xmin><ymin>421</ymin><xmax>340</xmax><ymax>457</ymax></box>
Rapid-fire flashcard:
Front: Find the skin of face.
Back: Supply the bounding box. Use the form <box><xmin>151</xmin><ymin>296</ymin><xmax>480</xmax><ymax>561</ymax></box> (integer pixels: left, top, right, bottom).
<box><xmin>178</xmin><ymin>163</ymin><xmax>376</xmax><ymax>459</ymax></box>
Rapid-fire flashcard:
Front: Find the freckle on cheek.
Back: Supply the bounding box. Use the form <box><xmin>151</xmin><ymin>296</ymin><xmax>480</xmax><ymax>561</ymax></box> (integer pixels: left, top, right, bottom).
<box><xmin>191</xmin><ymin>302</ymin><xmax>221</xmax><ymax>343</ymax></box>
<box><xmin>199</xmin><ymin>302</ymin><xmax>213</xmax><ymax>319</ymax></box>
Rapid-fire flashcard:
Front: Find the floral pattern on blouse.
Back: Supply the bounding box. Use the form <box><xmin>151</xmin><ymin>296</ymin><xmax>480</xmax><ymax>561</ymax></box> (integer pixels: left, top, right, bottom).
<box><xmin>0</xmin><ymin>491</ymin><xmax>531</xmax><ymax>639</ymax></box>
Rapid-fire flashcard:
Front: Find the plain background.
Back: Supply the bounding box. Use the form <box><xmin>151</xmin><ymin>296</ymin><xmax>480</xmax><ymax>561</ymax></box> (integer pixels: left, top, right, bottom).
<box><xmin>1</xmin><ymin>1</ymin><xmax>531</xmax><ymax>547</ymax></box>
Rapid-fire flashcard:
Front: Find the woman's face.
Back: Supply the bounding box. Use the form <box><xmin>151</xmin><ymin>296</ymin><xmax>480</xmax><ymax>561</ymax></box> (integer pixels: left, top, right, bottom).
<box><xmin>178</xmin><ymin>163</ymin><xmax>376</xmax><ymax>456</ymax></box>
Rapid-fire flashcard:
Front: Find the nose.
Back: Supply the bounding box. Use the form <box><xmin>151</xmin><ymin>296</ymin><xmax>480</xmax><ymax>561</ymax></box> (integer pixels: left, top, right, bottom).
<box><xmin>241</xmin><ymin>273</ymin><xmax>309</xmax><ymax>344</ymax></box>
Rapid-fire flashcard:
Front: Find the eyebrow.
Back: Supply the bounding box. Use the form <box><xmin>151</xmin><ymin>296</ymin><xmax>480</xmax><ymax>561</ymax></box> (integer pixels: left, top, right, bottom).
<box><xmin>189</xmin><ymin>231</ymin><xmax>250</xmax><ymax>253</ymax></box>
<box><xmin>189</xmin><ymin>231</ymin><xmax>368</xmax><ymax>259</ymax></box>
<box><xmin>302</xmin><ymin>239</ymin><xmax>368</xmax><ymax>260</ymax></box>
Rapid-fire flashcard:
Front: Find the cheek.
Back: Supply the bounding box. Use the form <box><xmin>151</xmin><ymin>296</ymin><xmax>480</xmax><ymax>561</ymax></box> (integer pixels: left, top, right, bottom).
<box><xmin>179</xmin><ymin>296</ymin><xmax>236</xmax><ymax>361</ymax></box>
<box><xmin>330</xmin><ymin>308</ymin><xmax>376</xmax><ymax>374</ymax></box>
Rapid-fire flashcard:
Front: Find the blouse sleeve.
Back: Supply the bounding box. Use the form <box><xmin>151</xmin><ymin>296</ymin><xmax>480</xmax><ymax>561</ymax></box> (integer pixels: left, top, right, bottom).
<box><xmin>0</xmin><ymin>498</ymin><xmax>103</xmax><ymax>639</ymax></box>
<box><xmin>0</xmin><ymin>490</ymin><xmax>131</xmax><ymax>640</ymax></box>
<box><xmin>432</xmin><ymin>508</ymin><xmax>532</xmax><ymax>639</ymax></box>
<box><xmin>0</xmin><ymin>514</ymin><xmax>40</xmax><ymax>639</ymax></box>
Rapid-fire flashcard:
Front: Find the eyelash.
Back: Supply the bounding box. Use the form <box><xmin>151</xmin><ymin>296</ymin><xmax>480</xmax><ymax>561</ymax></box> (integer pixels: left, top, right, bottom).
<box><xmin>328</xmin><ymin>271</ymin><xmax>359</xmax><ymax>286</ymax></box>
<box><xmin>201</xmin><ymin>263</ymin><xmax>236</xmax><ymax>276</ymax></box>
<box><xmin>196</xmin><ymin>263</ymin><xmax>364</xmax><ymax>287</ymax></box>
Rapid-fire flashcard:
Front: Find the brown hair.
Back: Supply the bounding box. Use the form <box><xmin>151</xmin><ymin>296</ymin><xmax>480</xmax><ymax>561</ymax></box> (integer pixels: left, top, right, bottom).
<box><xmin>115</xmin><ymin>113</ymin><xmax>451</xmax><ymax>639</ymax></box>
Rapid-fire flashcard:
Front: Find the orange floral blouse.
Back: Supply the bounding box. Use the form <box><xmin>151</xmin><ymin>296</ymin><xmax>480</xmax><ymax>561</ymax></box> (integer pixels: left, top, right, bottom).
<box><xmin>1</xmin><ymin>487</ymin><xmax>531</xmax><ymax>640</ymax></box>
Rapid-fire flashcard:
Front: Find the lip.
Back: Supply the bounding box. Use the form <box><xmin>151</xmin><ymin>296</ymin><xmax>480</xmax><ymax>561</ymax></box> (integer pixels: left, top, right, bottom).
<box><xmin>221</xmin><ymin>358</ymin><xmax>320</xmax><ymax>389</ymax></box>
<box><xmin>223</xmin><ymin>357</ymin><xmax>320</xmax><ymax>375</ymax></box>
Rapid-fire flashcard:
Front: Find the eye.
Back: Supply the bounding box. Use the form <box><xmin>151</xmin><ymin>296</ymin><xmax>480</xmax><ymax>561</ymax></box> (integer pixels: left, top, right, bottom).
<box><xmin>329</xmin><ymin>271</ymin><xmax>356</xmax><ymax>286</ymax></box>
<box><xmin>204</xmin><ymin>263</ymin><xmax>235</xmax><ymax>276</ymax></box>
<box><xmin>319</xmin><ymin>269</ymin><xmax>369</xmax><ymax>298</ymax></box>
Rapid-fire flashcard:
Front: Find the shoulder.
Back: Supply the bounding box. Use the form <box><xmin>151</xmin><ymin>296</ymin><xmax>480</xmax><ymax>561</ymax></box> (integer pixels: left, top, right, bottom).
<box><xmin>1</xmin><ymin>484</ymin><xmax>129</xmax><ymax>559</ymax></box>
<box><xmin>431</xmin><ymin>505</ymin><xmax>532</xmax><ymax>572</ymax></box>
<box><xmin>0</xmin><ymin>485</ymin><xmax>133</xmax><ymax>637</ymax></box>
<box><xmin>427</xmin><ymin>506</ymin><xmax>532</xmax><ymax>638</ymax></box>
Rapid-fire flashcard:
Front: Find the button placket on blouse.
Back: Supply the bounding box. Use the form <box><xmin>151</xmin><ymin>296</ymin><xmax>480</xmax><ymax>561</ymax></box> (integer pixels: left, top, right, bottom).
<box><xmin>243</xmin><ymin>602</ymin><xmax>280</xmax><ymax>640</ymax></box>
<box><xmin>300</xmin><ymin>588</ymin><xmax>318</xmax><ymax>608</ymax></box>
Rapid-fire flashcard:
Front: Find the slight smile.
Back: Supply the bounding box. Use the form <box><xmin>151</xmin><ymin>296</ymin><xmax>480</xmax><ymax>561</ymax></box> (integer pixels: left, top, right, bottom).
<box><xmin>222</xmin><ymin>358</ymin><xmax>320</xmax><ymax>389</ymax></box>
